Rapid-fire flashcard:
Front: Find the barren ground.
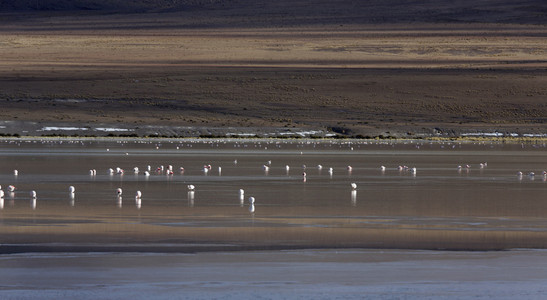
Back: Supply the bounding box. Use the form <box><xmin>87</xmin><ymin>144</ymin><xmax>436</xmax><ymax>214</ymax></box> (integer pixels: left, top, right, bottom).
<box><xmin>0</xmin><ymin>10</ymin><xmax>546</xmax><ymax>138</ymax></box>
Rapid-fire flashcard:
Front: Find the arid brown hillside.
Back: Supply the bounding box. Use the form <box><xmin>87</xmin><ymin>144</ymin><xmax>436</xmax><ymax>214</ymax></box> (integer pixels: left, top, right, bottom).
<box><xmin>0</xmin><ymin>1</ymin><xmax>545</xmax><ymax>138</ymax></box>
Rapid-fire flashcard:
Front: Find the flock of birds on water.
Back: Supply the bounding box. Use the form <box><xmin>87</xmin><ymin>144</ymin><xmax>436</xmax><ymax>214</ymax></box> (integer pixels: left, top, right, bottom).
<box><xmin>0</xmin><ymin>138</ymin><xmax>546</xmax><ymax>211</ymax></box>
<box><xmin>2</xmin><ymin>157</ymin><xmax>546</xmax><ymax>211</ymax></box>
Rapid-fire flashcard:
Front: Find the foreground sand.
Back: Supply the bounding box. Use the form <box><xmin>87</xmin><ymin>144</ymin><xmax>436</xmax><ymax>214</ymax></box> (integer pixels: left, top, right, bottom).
<box><xmin>1</xmin><ymin>249</ymin><xmax>546</xmax><ymax>299</ymax></box>
<box><xmin>0</xmin><ymin>13</ymin><xmax>546</xmax><ymax>138</ymax></box>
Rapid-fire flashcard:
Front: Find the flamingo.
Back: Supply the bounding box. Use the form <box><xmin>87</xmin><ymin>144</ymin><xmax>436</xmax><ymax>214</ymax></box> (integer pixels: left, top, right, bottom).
<box><xmin>248</xmin><ymin>196</ymin><xmax>256</xmax><ymax>213</ymax></box>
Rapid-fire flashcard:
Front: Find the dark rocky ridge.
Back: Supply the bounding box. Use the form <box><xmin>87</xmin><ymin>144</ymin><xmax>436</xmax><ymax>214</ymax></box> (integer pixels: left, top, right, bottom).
<box><xmin>1</xmin><ymin>0</ymin><xmax>546</xmax><ymax>25</ymax></box>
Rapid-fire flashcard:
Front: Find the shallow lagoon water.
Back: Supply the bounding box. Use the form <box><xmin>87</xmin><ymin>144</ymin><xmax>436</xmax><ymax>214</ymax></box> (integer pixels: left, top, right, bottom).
<box><xmin>1</xmin><ymin>138</ymin><xmax>547</xmax><ymax>298</ymax></box>
<box><xmin>1</xmin><ymin>139</ymin><xmax>547</xmax><ymax>250</ymax></box>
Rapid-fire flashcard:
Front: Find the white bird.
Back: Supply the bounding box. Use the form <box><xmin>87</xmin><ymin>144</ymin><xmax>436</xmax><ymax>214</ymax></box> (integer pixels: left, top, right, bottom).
<box><xmin>7</xmin><ymin>185</ymin><xmax>15</xmax><ymax>192</ymax></box>
<box><xmin>108</xmin><ymin>168</ymin><xmax>114</xmax><ymax>175</ymax></box>
<box><xmin>135</xmin><ymin>190</ymin><xmax>142</xmax><ymax>198</ymax></box>
<box><xmin>262</xmin><ymin>165</ymin><xmax>270</xmax><ymax>172</ymax></box>
<box><xmin>351</xmin><ymin>182</ymin><xmax>357</xmax><ymax>190</ymax></box>
<box><xmin>380</xmin><ymin>166</ymin><xmax>386</xmax><ymax>171</ymax></box>
<box><xmin>317</xmin><ymin>165</ymin><xmax>323</xmax><ymax>170</ymax></box>
<box><xmin>187</xmin><ymin>185</ymin><xmax>195</xmax><ymax>191</ymax></box>
<box><xmin>328</xmin><ymin>167</ymin><xmax>333</xmax><ymax>175</ymax></box>
<box><xmin>117</xmin><ymin>188</ymin><xmax>123</xmax><ymax>196</ymax></box>
<box><xmin>347</xmin><ymin>166</ymin><xmax>353</xmax><ymax>172</ymax></box>
<box><xmin>218</xmin><ymin>166</ymin><xmax>222</xmax><ymax>175</ymax></box>
<box><xmin>69</xmin><ymin>186</ymin><xmax>75</xmax><ymax>193</ymax></box>
<box><xmin>144</xmin><ymin>171</ymin><xmax>150</xmax><ymax>176</ymax></box>
<box><xmin>411</xmin><ymin>167</ymin><xmax>417</xmax><ymax>174</ymax></box>
<box><xmin>248</xmin><ymin>196</ymin><xmax>255</xmax><ymax>204</ymax></box>
<box><xmin>239</xmin><ymin>189</ymin><xmax>245</xmax><ymax>196</ymax></box>
<box><xmin>30</xmin><ymin>190</ymin><xmax>37</xmax><ymax>199</ymax></box>
<box><xmin>0</xmin><ymin>190</ymin><xmax>4</xmax><ymax>198</ymax></box>
<box><xmin>134</xmin><ymin>167</ymin><xmax>139</xmax><ymax>174</ymax></box>
<box><xmin>13</xmin><ymin>170</ymin><xmax>18</xmax><ymax>176</ymax></box>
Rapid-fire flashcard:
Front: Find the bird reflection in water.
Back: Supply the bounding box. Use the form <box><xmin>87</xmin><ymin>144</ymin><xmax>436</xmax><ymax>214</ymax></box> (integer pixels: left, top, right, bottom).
<box><xmin>188</xmin><ymin>191</ymin><xmax>195</xmax><ymax>207</ymax></box>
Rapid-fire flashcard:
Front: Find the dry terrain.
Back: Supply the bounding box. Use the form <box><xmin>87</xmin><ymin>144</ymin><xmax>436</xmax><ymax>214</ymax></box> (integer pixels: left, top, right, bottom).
<box><xmin>0</xmin><ymin>1</ymin><xmax>546</xmax><ymax>138</ymax></box>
